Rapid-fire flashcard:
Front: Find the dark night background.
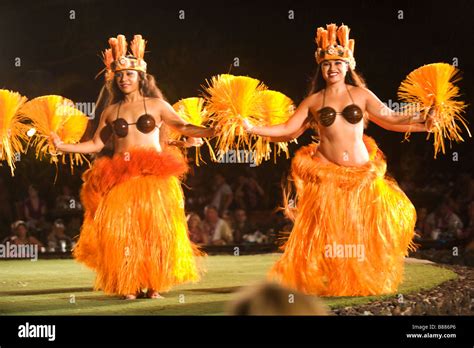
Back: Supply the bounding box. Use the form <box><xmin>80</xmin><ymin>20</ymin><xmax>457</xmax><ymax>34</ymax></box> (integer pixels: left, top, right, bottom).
<box><xmin>0</xmin><ymin>0</ymin><xmax>473</xmax><ymax>214</ymax></box>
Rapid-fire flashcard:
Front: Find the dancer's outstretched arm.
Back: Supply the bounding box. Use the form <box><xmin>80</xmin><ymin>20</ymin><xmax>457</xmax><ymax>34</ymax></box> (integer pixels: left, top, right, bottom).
<box><xmin>364</xmin><ymin>88</ymin><xmax>433</xmax><ymax>128</ymax></box>
<box><xmin>243</xmin><ymin>96</ymin><xmax>313</xmax><ymax>138</ymax></box>
<box><xmin>51</xmin><ymin>106</ymin><xmax>112</xmax><ymax>154</ymax></box>
<box><xmin>159</xmin><ymin>100</ymin><xmax>214</xmax><ymax>138</ymax></box>
<box><xmin>266</xmin><ymin>122</ymin><xmax>311</xmax><ymax>142</ymax></box>
<box><xmin>369</xmin><ymin>114</ymin><xmax>429</xmax><ymax>133</ymax></box>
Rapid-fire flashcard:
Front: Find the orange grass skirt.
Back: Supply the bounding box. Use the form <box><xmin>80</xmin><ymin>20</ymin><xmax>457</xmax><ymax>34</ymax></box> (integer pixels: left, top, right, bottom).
<box><xmin>269</xmin><ymin>135</ymin><xmax>417</xmax><ymax>296</ymax></box>
<box><xmin>73</xmin><ymin>147</ymin><xmax>203</xmax><ymax>296</ymax></box>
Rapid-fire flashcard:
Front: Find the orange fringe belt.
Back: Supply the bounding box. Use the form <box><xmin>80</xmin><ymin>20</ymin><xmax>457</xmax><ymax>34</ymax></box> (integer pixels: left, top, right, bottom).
<box><xmin>73</xmin><ymin>147</ymin><xmax>203</xmax><ymax>296</ymax></box>
<box><xmin>269</xmin><ymin>135</ymin><xmax>417</xmax><ymax>296</ymax></box>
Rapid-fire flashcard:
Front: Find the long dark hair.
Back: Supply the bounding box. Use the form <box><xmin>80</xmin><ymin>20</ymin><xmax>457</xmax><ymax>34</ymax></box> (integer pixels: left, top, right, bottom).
<box><xmin>308</xmin><ymin>64</ymin><xmax>366</xmax><ymax>95</ymax></box>
<box><xmin>109</xmin><ymin>71</ymin><xmax>165</xmax><ymax>104</ymax></box>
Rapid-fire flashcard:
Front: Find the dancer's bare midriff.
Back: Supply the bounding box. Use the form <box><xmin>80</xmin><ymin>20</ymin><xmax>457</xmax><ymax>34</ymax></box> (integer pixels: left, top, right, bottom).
<box><xmin>114</xmin><ymin>134</ymin><xmax>163</xmax><ymax>155</ymax></box>
<box><xmin>313</xmin><ymin>129</ymin><xmax>370</xmax><ymax>167</ymax></box>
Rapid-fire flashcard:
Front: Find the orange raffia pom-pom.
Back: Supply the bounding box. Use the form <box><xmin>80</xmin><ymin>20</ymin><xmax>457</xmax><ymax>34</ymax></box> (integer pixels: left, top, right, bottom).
<box><xmin>172</xmin><ymin>97</ymin><xmax>215</xmax><ymax>165</ymax></box>
<box><xmin>20</xmin><ymin>95</ymin><xmax>91</xmax><ymax>172</ymax></box>
<box><xmin>0</xmin><ymin>89</ymin><xmax>30</xmax><ymax>175</ymax></box>
<box><xmin>203</xmin><ymin>74</ymin><xmax>266</xmax><ymax>164</ymax></box>
<box><xmin>254</xmin><ymin>90</ymin><xmax>296</xmax><ymax>164</ymax></box>
<box><xmin>204</xmin><ymin>74</ymin><xmax>296</xmax><ymax>166</ymax></box>
<box><xmin>398</xmin><ymin>63</ymin><xmax>471</xmax><ymax>158</ymax></box>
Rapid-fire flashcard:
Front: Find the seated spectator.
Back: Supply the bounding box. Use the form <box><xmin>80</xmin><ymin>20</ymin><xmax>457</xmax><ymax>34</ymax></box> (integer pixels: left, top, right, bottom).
<box><xmin>243</xmin><ymin>171</ymin><xmax>265</xmax><ymax>210</ymax></box>
<box><xmin>222</xmin><ymin>210</ymin><xmax>235</xmax><ymax>229</ymax></box>
<box><xmin>231</xmin><ymin>209</ymin><xmax>257</xmax><ymax>244</ymax></box>
<box><xmin>233</xmin><ymin>175</ymin><xmax>250</xmax><ymax>210</ymax></box>
<box><xmin>23</xmin><ymin>184</ymin><xmax>49</xmax><ymax>233</ymax></box>
<box><xmin>233</xmin><ymin>172</ymin><xmax>265</xmax><ymax>211</ymax></box>
<box><xmin>211</xmin><ymin>173</ymin><xmax>233</xmax><ymax>216</ymax></box>
<box><xmin>202</xmin><ymin>205</ymin><xmax>233</xmax><ymax>245</ymax></box>
<box><xmin>187</xmin><ymin>213</ymin><xmax>208</xmax><ymax>245</ymax></box>
<box><xmin>425</xmin><ymin>201</ymin><xmax>464</xmax><ymax>241</ymax></box>
<box><xmin>3</xmin><ymin>220</ymin><xmax>44</xmax><ymax>248</ymax></box>
<box><xmin>227</xmin><ymin>281</ymin><xmax>329</xmax><ymax>316</ymax></box>
<box><xmin>47</xmin><ymin>219</ymin><xmax>73</xmax><ymax>252</ymax></box>
<box><xmin>55</xmin><ymin>184</ymin><xmax>81</xmax><ymax>211</ymax></box>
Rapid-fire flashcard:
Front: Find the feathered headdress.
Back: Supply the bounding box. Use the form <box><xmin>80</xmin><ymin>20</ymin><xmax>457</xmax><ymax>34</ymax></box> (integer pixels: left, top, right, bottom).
<box><xmin>315</xmin><ymin>23</ymin><xmax>356</xmax><ymax>69</ymax></box>
<box><xmin>99</xmin><ymin>34</ymin><xmax>147</xmax><ymax>80</ymax></box>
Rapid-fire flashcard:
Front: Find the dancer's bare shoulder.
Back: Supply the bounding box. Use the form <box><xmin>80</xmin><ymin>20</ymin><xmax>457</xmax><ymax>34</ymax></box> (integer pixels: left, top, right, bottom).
<box><xmin>306</xmin><ymin>91</ymin><xmax>324</xmax><ymax>115</ymax></box>
<box><xmin>349</xmin><ymin>85</ymin><xmax>373</xmax><ymax>102</ymax></box>
<box><xmin>100</xmin><ymin>104</ymin><xmax>117</xmax><ymax>123</ymax></box>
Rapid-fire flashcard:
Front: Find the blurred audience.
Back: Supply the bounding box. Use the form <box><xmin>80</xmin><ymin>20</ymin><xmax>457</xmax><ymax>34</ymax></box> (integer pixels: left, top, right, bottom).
<box><xmin>55</xmin><ymin>184</ymin><xmax>82</xmax><ymax>211</ymax></box>
<box><xmin>231</xmin><ymin>209</ymin><xmax>257</xmax><ymax>244</ymax></box>
<box><xmin>425</xmin><ymin>201</ymin><xmax>464</xmax><ymax>241</ymax></box>
<box><xmin>187</xmin><ymin>213</ymin><xmax>208</xmax><ymax>245</ymax></box>
<box><xmin>2</xmin><ymin>220</ymin><xmax>44</xmax><ymax>248</ymax></box>
<box><xmin>47</xmin><ymin>219</ymin><xmax>74</xmax><ymax>252</ymax></box>
<box><xmin>23</xmin><ymin>184</ymin><xmax>49</xmax><ymax>234</ymax></box>
<box><xmin>211</xmin><ymin>173</ymin><xmax>233</xmax><ymax>216</ymax></box>
<box><xmin>1</xmin><ymin>157</ymin><xmax>473</xmax><ymax>253</ymax></box>
<box><xmin>202</xmin><ymin>205</ymin><xmax>233</xmax><ymax>245</ymax></box>
<box><xmin>242</xmin><ymin>230</ymin><xmax>268</xmax><ymax>244</ymax></box>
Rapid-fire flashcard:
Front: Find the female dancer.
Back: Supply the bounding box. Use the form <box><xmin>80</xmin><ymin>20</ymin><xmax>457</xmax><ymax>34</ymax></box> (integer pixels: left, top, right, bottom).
<box><xmin>243</xmin><ymin>24</ymin><xmax>435</xmax><ymax>296</ymax></box>
<box><xmin>51</xmin><ymin>35</ymin><xmax>214</xmax><ymax>299</ymax></box>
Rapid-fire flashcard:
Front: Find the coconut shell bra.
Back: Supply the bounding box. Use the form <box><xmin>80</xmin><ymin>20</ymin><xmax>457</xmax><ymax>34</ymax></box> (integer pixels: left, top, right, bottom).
<box><xmin>316</xmin><ymin>86</ymin><xmax>364</xmax><ymax>127</ymax></box>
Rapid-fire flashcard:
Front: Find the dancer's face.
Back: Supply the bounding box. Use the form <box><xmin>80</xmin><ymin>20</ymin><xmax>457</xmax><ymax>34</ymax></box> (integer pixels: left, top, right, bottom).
<box><xmin>321</xmin><ymin>60</ymin><xmax>348</xmax><ymax>84</ymax></box>
<box><xmin>115</xmin><ymin>70</ymin><xmax>139</xmax><ymax>94</ymax></box>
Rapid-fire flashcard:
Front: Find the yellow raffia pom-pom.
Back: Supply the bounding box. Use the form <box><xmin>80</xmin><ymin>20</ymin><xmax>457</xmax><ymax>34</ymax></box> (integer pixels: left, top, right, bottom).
<box><xmin>398</xmin><ymin>63</ymin><xmax>471</xmax><ymax>158</ymax></box>
<box><xmin>204</xmin><ymin>74</ymin><xmax>267</xmax><ymax>163</ymax></box>
<box><xmin>0</xmin><ymin>89</ymin><xmax>30</xmax><ymax>175</ymax></box>
<box><xmin>172</xmin><ymin>97</ymin><xmax>215</xmax><ymax>165</ymax></box>
<box><xmin>205</xmin><ymin>74</ymin><xmax>297</xmax><ymax>165</ymax></box>
<box><xmin>20</xmin><ymin>95</ymin><xmax>91</xmax><ymax>172</ymax></box>
<box><xmin>254</xmin><ymin>90</ymin><xmax>296</xmax><ymax>164</ymax></box>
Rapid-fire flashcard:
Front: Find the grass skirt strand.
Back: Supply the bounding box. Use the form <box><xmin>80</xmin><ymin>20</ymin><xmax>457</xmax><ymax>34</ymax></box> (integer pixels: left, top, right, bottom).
<box><xmin>269</xmin><ymin>135</ymin><xmax>417</xmax><ymax>296</ymax></box>
<box><xmin>73</xmin><ymin>147</ymin><xmax>203</xmax><ymax>296</ymax></box>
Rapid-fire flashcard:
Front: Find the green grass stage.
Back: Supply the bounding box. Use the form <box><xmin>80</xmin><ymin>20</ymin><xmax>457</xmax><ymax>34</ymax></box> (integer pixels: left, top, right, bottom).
<box><xmin>0</xmin><ymin>254</ymin><xmax>457</xmax><ymax>315</ymax></box>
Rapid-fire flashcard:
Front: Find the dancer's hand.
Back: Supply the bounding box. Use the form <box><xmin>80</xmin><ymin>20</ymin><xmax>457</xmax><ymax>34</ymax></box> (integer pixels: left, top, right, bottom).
<box><xmin>184</xmin><ymin>137</ymin><xmax>204</xmax><ymax>148</ymax></box>
<box><xmin>209</xmin><ymin>124</ymin><xmax>222</xmax><ymax>137</ymax></box>
<box><xmin>424</xmin><ymin>105</ymin><xmax>437</xmax><ymax>133</ymax></box>
<box><xmin>50</xmin><ymin>132</ymin><xmax>64</xmax><ymax>151</ymax></box>
<box><xmin>242</xmin><ymin>118</ymin><xmax>255</xmax><ymax>133</ymax></box>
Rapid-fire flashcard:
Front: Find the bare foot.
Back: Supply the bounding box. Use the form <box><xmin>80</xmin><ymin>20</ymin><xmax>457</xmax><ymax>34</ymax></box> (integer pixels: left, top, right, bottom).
<box><xmin>146</xmin><ymin>289</ymin><xmax>164</xmax><ymax>299</ymax></box>
<box><xmin>123</xmin><ymin>294</ymin><xmax>137</xmax><ymax>300</ymax></box>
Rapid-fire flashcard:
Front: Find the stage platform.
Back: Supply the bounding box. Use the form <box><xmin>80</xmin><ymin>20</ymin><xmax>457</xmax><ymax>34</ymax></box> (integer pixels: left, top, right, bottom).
<box><xmin>0</xmin><ymin>254</ymin><xmax>457</xmax><ymax>315</ymax></box>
